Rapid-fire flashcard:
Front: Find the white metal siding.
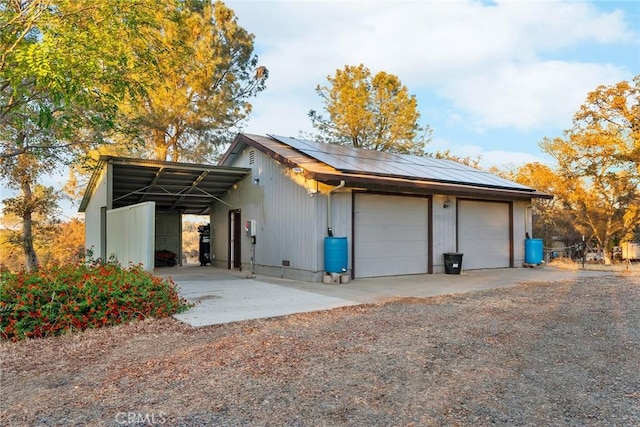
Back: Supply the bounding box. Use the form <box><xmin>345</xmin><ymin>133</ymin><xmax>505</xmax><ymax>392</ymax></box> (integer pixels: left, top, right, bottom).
<box><xmin>106</xmin><ymin>202</ymin><xmax>155</xmax><ymax>270</ymax></box>
<box><xmin>210</xmin><ymin>148</ymin><xmax>322</xmax><ymax>280</ymax></box>
<box><xmin>84</xmin><ymin>167</ymin><xmax>108</xmax><ymax>258</ymax></box>
<box><xmin>432</xmin><ymin>194</ymin><xmax>457</xmax><ymax>272</ymax></box>
<box><xmin>155</xmin><ymin>212</ymin><xmax>182</xmax><ymax>264</ymax></box>
<box><xmin>458</xmin><ymin>200</ymin><xmax>510</xmax><ymax>270</ymax></box>
<box><xmin>513</xmin><ymin>200</ymin><xmax>532</xmax><ymax>265</ymax></box>
<box><xmin>354</xmin><ymin>194</ymin><xmax>429</xmax><ymax>278</ymax></box>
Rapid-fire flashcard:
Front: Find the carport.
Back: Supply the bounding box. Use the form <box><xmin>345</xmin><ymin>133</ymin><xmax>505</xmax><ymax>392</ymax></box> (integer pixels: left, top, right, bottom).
<box><xmin>79</xmin><ymin>156</ymin><xmax>250</xmax><ymax>268</ymax></box>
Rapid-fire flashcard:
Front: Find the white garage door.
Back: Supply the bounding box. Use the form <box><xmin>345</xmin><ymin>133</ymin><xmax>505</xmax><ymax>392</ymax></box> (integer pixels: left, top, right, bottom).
<box><xmin>354</xmin><ymin>194</ymin><xmax>429</xmax><ymax>278</ymax></box>
<box><xmin>458</xmin><ymin>200</ymin><xmax>510</xmax><ymax>270</ymax></box>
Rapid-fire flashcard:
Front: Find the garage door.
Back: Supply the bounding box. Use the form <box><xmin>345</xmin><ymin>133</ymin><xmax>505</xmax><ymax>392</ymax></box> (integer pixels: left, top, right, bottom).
<box><xmin>354</xmin><ymin>194</ymin><xmax>429</xmax><ymax>278</ymax></box>
<box><xmin>458</xmin><ymin>200</ymin><xmax>510</xmax><ymax>270</ymax></box>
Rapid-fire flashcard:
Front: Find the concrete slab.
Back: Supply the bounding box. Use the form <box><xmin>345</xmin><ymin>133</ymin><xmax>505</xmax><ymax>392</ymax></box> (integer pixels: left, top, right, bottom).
<box><xmin>161</xmin><ymin>269</ymin><xmax>357</xmax><ymax>327</ymax></box>
<box><xmin>158</xmin><ymin>265</ymin><xmax>619</xmax><ymax>328</ymax></box>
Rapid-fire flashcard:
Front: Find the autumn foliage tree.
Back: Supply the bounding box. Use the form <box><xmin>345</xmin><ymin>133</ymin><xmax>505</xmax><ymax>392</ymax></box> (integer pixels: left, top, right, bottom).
<box><xmin>503</xmin><ymin>162</ymin><xmax>579</xmax><ymax>248</ymax></box>
<box><xmin>121</xmin><ymin>0</ymin><xmax>268</xmax><ymax>163</ymax></box>
<box><xmin>309</xmin><ymin>64</ymin><xmax>431</xmax><ymax>155</ymax></box>
<box><xmin>0</xmin><ymin>0</ymin><xmax>167</xmax><ymax>270</ymax></box>
<box><xmin>538</xmin><ymin>76</ymin><xmax>640</xmax><ymax>263</ymax></box>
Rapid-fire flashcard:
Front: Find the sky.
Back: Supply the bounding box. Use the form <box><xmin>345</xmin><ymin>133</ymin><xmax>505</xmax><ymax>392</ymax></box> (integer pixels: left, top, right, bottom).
<box><xmin>227</xmin><ymin>0</ymin><xmax>640</xmax><ymax>168</ymax></box>
<box><xmin>2</xmin><ymin>0</ymin><xmax>639</xmax><ymax>221</ymax></box>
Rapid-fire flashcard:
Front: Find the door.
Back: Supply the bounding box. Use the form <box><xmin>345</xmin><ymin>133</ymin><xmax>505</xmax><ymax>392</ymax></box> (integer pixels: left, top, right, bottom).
<box><xmin>228</xmin><ymin>210</ymin><xmax>241</xmax><ymax>269</ymax></box>
<box><xmin>354</xmin><ymin>194</ymin><xmax>429</xmax><ymax>278</ymax></box>
<box><xmin>458</xmin><ymin>200</ymin><xmax>511</xmax><ymax>269</ymax></box>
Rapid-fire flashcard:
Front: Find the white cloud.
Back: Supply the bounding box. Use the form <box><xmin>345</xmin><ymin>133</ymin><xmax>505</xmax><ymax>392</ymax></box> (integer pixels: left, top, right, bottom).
<box><xmin>230</xmin><ymin>0</ymin><xmax>637</xmax><ymax>134</ymax></box>
<box><xmin>440</xmin><ymin>61</ymin><xmax>631</xmax><ymax>131</ymax></box>
<box><xmin>430</xmin><ymin>137</ymin><xmax>547</xmax><ymax>170</ymax></box>
<box><xmin>243</xmin><ymin>94</ymin><xmax>318</xmax><ymax>136</ymax></box>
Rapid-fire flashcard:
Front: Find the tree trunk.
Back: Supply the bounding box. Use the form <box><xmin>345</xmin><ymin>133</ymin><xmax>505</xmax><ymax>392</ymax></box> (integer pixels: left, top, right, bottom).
<box><xmin>153</xmin><ymin>129</ymin><xmax>169</xmax><ymax>161</ymax></box>
<box><xmin>20</xmin><ymin>180</ymin><xmax>39</xmax><ymax>271</ymax></box>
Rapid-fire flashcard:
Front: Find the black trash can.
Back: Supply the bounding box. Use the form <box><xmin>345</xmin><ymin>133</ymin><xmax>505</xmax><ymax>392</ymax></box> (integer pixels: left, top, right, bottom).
<box><xmin>444</xmin><ymin>253</ymin><xmax>463</xmax><ymax>274</ymax></box>
<box><xmin>198</xmin><ymin>224</ymin><xmax>211</xmax><ymax>266</ymax></box>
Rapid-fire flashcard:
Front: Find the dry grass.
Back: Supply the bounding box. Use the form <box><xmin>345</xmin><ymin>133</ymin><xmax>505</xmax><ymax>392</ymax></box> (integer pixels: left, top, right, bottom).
<box><xmin>1</xmin><ymin>275</ymin><xmax>639</xmax><ymax>426</ymax></box>
<box><xmin>548</xmin><ymin>257</ymin><xmax>639</xmax><ymax>272</ymax></box>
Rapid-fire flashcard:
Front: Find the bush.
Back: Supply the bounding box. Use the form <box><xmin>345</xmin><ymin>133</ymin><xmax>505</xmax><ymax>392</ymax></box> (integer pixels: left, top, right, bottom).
<box><xmin>0</xmin><ymin>260</ymin><xmax>192</xmax><ymax>341</ymax></box>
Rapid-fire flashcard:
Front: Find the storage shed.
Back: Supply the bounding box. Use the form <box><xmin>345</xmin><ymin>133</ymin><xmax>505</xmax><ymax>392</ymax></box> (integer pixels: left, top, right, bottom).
<box><xmin>80</xmin><ymin>134</ymin><xmax>552</xmax><ymax>281</ymax></box>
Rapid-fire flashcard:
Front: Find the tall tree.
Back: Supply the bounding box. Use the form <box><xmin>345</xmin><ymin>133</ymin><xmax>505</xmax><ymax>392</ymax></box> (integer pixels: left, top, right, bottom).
<box><xmin>573</xmin><ymin>75</ymin><xmax>640</xmax><ymax>173</ymax></box>
<box><xmin>539</xmin><ymin>76</ymin><xmax>640</xmax><ymax>263</ymax></box>
<box><xmin>1</xmin><ymin>153</ymin><xmax>61</xmax><ymax>270</ymax></box>
<box><xmin>504</xmin><ymin>162</ymin><xmax>580</xmax><ymax>249</ymax></box>
<box><xmin>309</xmin><ymin>64</ymin><xmax>430</xmax><ymax>155</ymax></box>
<box><xmin>121</xmin><ymin>0</ymin><xmax>268</xmax><ymax>163</ymax></box>
<box><xmin>0</xmin><ymin>0</ymin><xmax>166</xmax><ymax>270</ymax></box>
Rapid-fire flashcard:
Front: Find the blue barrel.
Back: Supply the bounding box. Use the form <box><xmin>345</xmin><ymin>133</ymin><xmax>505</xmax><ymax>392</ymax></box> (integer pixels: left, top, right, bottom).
<box><xmin>525</xmin><ymin>238</ymin><xmax>543</xmax><ymax>264</ymax></box>
<box><xmin>324</xmin><ymin>237</ymin><xmax>348</xmax><ymax>273</ymax></box>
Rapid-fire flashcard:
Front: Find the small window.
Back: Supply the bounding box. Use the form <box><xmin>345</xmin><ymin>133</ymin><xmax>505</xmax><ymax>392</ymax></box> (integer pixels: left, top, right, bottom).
<box><xmin>249</xmin><ymin>150</ymin><xmax>255</xmax><ymax>164</ymax></box>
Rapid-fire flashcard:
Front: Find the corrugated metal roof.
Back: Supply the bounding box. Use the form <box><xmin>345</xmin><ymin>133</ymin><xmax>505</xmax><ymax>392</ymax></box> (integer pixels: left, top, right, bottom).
<box><xmin>79</xmin><ymin>156</ymin><xmax>250</xmax><ymax>214</ymax></box>
<box><xmin>268</xmin><ymin>135</ymin><xmax>534</xmax><ymax>192</ymax></box>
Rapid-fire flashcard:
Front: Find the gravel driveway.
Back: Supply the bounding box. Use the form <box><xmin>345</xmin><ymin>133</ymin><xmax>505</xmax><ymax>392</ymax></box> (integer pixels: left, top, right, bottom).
<box><xmin>2</xmin><ymin>274</ymin><xmax>638</xmax><ymax>426</ymax></box>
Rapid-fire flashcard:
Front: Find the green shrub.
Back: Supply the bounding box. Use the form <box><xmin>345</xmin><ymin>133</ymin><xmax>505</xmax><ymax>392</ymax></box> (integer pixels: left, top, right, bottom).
<box><xmin>0</xmin><ymin>260</ymin><xmax>192</xmax><ymax>341</ymax></box>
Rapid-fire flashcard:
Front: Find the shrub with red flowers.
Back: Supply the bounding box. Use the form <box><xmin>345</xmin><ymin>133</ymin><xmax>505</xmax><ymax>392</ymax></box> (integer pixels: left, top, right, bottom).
<box><xmin>0</xmin><ymin>260</ymin><xmax>192</xmax><ymax>341</ymax></box>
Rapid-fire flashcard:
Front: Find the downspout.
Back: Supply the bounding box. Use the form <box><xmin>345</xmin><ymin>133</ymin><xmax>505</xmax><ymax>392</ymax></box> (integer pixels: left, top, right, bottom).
<box><xmin>327</xmin><ymin>180</ymin><xmax>345</xmax><ymax>236</ymax></box>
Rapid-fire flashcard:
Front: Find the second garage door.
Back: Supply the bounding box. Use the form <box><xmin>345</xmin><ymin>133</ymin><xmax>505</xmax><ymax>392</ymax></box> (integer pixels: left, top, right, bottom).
<box><xmin>354</xmin><ymin>194</ymin><xmax>429</xmax><ymax>278</ymax></box>
<box><xmin>458</xmin><ymin>200</ymin><xmax>511</xmax><ymax>270</ymax></box>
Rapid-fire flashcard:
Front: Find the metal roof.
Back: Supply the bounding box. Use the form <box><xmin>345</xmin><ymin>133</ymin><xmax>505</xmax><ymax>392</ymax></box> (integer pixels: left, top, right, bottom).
<box><xmin>79</xmin><ymin>156</ymin><xmax>250</xmax><ymax>214</ymax></box>
<box><xmin>268</xmin><ymin>134</ymin><xmax>534</xmax><ymax>192</ymax></box>
<box><xmin>221</xmin><ymin>134</ymin><xmax>552</xmax><ymax>200</ymax></box>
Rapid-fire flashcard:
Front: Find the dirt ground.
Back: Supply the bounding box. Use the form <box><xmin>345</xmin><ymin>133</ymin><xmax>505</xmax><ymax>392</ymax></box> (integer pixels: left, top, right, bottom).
<box><xmin>1</xmin><ymin>274</ymin><xmax>639</xmax><ymax>427</ymax></box>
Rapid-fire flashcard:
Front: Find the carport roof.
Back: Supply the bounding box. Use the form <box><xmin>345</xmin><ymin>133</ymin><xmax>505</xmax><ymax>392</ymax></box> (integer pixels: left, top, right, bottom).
<box><xmin>79</xmin><ymin>156</ymin><xmax>250</xmax><ymax>215</ymax></box>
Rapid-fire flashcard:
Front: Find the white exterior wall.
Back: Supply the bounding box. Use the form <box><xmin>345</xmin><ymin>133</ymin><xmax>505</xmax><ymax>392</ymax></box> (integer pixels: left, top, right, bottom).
<box><xmin>84</xmin><ymin>166</ymin><xmax>109</xmax><ymax>259</ymax></box>
<box><xmin>211</xmin><ymin>148</ymin><xmax>326</xmax><ymax>281</ymax></box>
<box><xmin>106</xmin><ymin>202</ymin><xmax>155</xmax><ymax>269</ymax></box>
<box><xmin>155</xmin><ymin>211</ymin><xmax>182</xmax><ymax>264</ymax></box>
<box><xmin>513</xmin><ymin>200</ymin><xmax>531</xmax><ymax>266</ymax></box>
<box><xmin>324</xmin><ymin>190</ymin><xmax>353</xmax><ymax>272</ymax></box>
<box><xmin>432</xmin><ymin>194</ymin><xmax>457</xmax><ymax>273</ymax></box>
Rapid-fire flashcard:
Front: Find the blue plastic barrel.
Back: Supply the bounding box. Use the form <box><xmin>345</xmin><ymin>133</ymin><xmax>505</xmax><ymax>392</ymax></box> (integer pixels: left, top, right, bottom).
<box><xmin>524</xmin><ymin>238</ymin><xmax>543</xmax><ymax>264</ymax></box>
<box><xmin>324</xmin><ymin>237</ymin><xmax>348</xmax><ymax>273</ymax></box>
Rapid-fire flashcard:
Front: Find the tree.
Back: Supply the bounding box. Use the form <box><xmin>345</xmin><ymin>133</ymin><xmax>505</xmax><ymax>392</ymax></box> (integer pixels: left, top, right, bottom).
<box><xmin>505</xmin><ymin>162</ymin><xmax>581</xmax><ymax>250</ymax></box>
<box><xmin>539</xmin><ymin>76</ymin><xmax>640</xmax><ymax>263</ymax></box>
<box><xmin>309</xmin><ymin>64</ymin><xmax>430</xmax><ymax>155</ymax></box>
<box><xmin>0</xmin><ymin>0</ymin><xmax>167</xmax><ymax>270</ymax></box>
<box><xmin>1</xmin><ymin>152</ymin><xmax>61</xmax><ymax>270</ymax></box>
<box><xmin>1</xmin><ymin>216</ymin><xmax>85</xmax><ymax>272</ymax></box>
<box><xmin>121</xmin><ymin>0</ymin><xmax>268</xmax><ymax>163</ymax></box>
<box><xmin>1</xmin><ymin>0</ymin><xmax>164</xmax><ymax>159</ymax></box>
<box><xmin>573</xmin><ymin>75</ymin><xmax>640</xmax><ymax>173</ymax></box>
<box><xmin>39</xmin><ymin>218</ymin><xmax>85</xmax><ymax>269</ymax></box>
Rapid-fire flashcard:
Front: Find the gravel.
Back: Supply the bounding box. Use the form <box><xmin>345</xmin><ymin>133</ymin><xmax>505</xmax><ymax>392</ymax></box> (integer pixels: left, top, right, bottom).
<box><xmin>1</xmin><ymin>274</ymin><xmax>638</xmax><ymax>426</ymax></box>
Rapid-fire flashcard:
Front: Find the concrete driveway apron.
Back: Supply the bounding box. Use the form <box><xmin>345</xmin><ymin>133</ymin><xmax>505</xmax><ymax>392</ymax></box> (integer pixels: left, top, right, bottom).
<box><xmin>158</xmin><ymin>266</ymin><xmax>618</xmax><ymax>327</ymax></box>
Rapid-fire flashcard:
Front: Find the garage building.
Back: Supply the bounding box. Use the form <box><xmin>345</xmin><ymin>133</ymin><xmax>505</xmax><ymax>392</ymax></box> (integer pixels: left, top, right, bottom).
<box><xmin>80</xmin><ymin>133</ymin><xmax>551</xmax><ymax>281</ymax></box>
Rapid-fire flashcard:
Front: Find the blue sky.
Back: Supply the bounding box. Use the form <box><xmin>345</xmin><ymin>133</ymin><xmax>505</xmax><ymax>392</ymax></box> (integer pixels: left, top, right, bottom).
<box><xmin>2</xmin><ymin>0</ymin><xmax>638</xmax><ymax>221</ymax></box>
<box><xmin>228</xmin><ymin>0</ymin><xmax>640</xmax><ymax>168</ymax></box>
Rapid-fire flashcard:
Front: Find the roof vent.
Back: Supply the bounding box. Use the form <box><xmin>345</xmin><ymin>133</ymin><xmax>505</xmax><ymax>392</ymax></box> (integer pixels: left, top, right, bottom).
<box><xmin>249</xmin><ymin>150</ymin><xmax>255</xmax><ymax>164</ymax></box>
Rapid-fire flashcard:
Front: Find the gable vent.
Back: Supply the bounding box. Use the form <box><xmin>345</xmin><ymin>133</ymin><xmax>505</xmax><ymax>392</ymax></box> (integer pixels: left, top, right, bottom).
<box><xmin>249</xmin><ymin>150</ymin><xmax>255</xmax><ymax>164</ymax></box>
